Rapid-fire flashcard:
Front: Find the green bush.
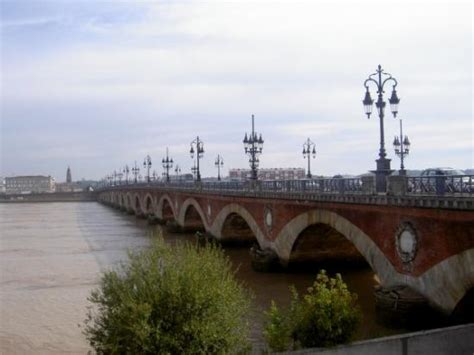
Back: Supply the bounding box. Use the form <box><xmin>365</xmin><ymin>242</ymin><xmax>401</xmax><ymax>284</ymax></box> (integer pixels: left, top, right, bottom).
<box><xmin>263</xmin><ymin>300</ymin><xmax>293</xmax><ymax>352</ymax></box>
<box><xmin>83</xmin><ymin>238</ymin><xmax>251</xmax><ymax>354</ymax></box>
<box><xmin>264</xmin><ymin>270</ymin><xmax>361</xmax><ymax>351</ymax></box>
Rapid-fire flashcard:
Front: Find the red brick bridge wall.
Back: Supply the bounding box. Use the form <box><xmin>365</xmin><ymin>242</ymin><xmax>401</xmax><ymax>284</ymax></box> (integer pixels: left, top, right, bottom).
<box><xmin>100</xmin><ymin>188</ymin><xmax>474</xmax><ymax>314</ymax></box>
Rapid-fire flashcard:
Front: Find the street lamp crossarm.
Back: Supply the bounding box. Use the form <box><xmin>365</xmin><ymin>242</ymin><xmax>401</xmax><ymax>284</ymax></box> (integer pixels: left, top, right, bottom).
<box><xmin>382</xmin><ymin>76</ymin><xmax>398</xmax><ymax>91</ymax></box>
<box><xmin>364</xmin><ymin>77</ymin><xmax>380</xmax><ymax>91</ymax></box>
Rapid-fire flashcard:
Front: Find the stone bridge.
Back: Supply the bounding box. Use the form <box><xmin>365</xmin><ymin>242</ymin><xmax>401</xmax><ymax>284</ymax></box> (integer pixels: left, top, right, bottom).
<box><xmin>97</xmin><ymin>181</ymin><xmax>474</xmax><ymax>316</ymax></box>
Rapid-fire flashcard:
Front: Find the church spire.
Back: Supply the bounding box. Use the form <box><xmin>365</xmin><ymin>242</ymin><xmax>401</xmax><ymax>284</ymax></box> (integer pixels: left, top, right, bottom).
<box><xmin>66</xmin><ymin>166</ymin><xmax>72</xmax><ymax>183</ymax></box>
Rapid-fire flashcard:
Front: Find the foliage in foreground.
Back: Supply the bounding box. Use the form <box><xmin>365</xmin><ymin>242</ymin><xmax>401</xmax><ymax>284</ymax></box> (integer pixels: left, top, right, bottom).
<box><xmin>264</xmin><ymin>270</ymin><xmax>361</xmax><ymax>352</ymax></box>
<box><xmin>83</xmin><ymin>237</ymin><xmax>250</xmax><ymax>354</ymax></box>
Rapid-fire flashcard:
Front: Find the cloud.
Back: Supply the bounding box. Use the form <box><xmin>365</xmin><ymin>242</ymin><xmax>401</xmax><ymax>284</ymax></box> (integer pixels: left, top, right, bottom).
<box><xmin>1</xmin><ymin>0</ymin><xmax>472</xmax><ymax>179</ymax></box>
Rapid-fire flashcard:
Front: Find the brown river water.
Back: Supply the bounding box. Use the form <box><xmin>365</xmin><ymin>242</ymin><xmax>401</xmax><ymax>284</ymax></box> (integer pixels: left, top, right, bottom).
<box><xmin>0</xmin><ymin>202</ymin><xmax>398</xmax><ymax>354</ymax></box>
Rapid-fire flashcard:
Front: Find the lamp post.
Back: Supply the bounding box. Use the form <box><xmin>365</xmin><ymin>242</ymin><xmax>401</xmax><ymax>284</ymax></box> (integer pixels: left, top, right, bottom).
<box><xmin>243</xmin><ymin>114</ymin><xmax>264</xmax><ymax>181</ymax></box>
<box><xmin>215</xmin><ymin>154</ymin><xmax>224</xmax><ymax>181</ymax></box>
<box><xmin>363</xmin><ymin>64</ymin><xmax>400</xmax><ymax>192</ymax></box>
<box><xmin>393</xmin><ymin>119</ymin><xmax>410</xmax><ymax>176</ymax></box>
<box><xmin>162</xmin><ymin>147</ymin><xmax>174</xmax><ymax>183</ymax></box>
<box><xmin>302</xmin><ymin>138</ymin><xmax>316</xmax><ymax>178</ymax></box>
<box><xmin>132</xmin><ymin>161</ymin><xmax>140</xmax><ymax>184</ymax></box>
<box><xmin>143</xmin><ymin>155</ymin><xmax>152</xmax><ymax>183</ymax></box>
<box><xmin>175</xmin><ymin>165</ymin><xmax>181</xmax><ymax>181</ymax></box>
<box><xmin>112</xmin><ymin>170</ymin><xmax>118</xmax><ymax>186</ymax></box>
<box><xmin>123</xmin><ymin>165</ymin><xmax>130</xmax><ymax>185</ymax></box>
<box><xmin>191</xmin><ymin>162</ymin><xmax>198</xmax><ymax>180</ymax></box>
<box><xmin>190</xmin><ymin>136</ymin><xmax>204</xmax><ymax>182</ymax></box>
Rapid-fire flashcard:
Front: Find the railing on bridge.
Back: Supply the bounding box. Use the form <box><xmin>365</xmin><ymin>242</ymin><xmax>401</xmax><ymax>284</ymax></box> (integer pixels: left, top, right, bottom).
<box><xmin>258</xmin><ymin>177</ymin><xmax>363</xmax><ymax>193</ymax></box>
<box><xmin>406</xmin><ymin>175</ymin><xmax>474</xmax><ymax>196</ymax></box>
<box><xmin>99</xmin><ymin>174</ymin><xmax>474</xmax><ymax>197</ymax></box>
<box><xmin>100</xmin><ymin>177</ymin><xmax>365</xmax><ymax>194</ymax></box>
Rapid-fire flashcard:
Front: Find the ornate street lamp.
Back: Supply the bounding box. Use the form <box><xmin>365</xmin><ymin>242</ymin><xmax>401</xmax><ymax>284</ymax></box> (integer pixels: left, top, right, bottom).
<box><xmin>162</xmin><ymin>147</ymin><xmax>174</xmax><ymax>183</ymax></box>
<box><xmin>112</xmin><ymin>170</ymin><xmax>117</xmax><ymax>186</ymax></box>
<box><xmin>143</xmin><ymin>155</ymin><xmax>152</xmax><ymax>183</ymax></box>
<box><xmin>175</xmin><ymin>164</ymin><xmax>181</xmax><ymax>181</ymax></box>
<box><xmin>302</xmin><ymin>138</ymin><xmax>316</xmax><ymax>178</ymax></box>
<box><xmin>363</xmin><ymin>64</ymin><xmax>400</xmax><ymax>192</ymax></box>
<box><xmin>215</xmin><ymin>154</ymin><xmax>224</xmax><ymax>181</ymax></box>
<box><xmin>393</xmin><ymin>118</ymin><xmax>411</xmax><ymax>176</ymax></box>
<box><xmin>131</xmin><ymin>161</ymin><xmax>140</xmax><ymax>184</ymax></box>
<box><xmin>123</xmin><ymin>165</ymin><xmax>130</xmax><ymax>185</ymax></box>
<box><xmin>191</xmin><ymin>162</ymin><xmax>198</xmax><ymax>180</ymax></box>
<box><xmin>190</xmin><ymin>136</ymin><xmax>204</xmax><ymax>182</ymax></box>
<box><xmin>243</xmin><ymin>114</ymin><xmax>264</xmax><ymax>181</ymax></box>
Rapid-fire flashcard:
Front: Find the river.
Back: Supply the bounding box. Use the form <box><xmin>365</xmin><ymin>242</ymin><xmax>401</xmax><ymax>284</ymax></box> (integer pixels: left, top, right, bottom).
<box><xmin>0</xmin><ymin>202</ymin><xmax>398</xmax><ymax>354</ymax></box>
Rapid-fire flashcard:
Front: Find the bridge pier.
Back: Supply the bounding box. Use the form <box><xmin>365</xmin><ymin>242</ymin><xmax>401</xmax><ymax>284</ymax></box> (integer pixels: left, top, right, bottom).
<box><xmin>250</xmin><ymin>244</ymin><xmax>281</xmax><ymax>272</ymax></box>
<box><xmin>374</xmin><ymin>285</ymin><xmax>447</xmax><ymax>330</ymax></box>
<box><xmin>147</xmin><ymin>215</ymin><xmax>161</xmax><ymax>225</ymax></box>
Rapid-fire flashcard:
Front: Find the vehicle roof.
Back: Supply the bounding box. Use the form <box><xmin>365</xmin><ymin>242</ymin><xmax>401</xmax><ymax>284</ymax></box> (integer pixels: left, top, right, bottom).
<box><xmin>423</xmin><ymin>167</ymin><xmax>454</xmax><ymax>170</ymax></box>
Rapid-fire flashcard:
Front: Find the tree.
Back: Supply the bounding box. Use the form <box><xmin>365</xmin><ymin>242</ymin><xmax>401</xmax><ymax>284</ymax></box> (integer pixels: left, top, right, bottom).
<box><xmin>264</xmin><ymin>270</ymin><xmax>361</xmax><ymax>351</ymax></box>
<box><xmin>83</xmin><ymin>238</ymin><xmax>251</xmax><ymax>354</ymax></box>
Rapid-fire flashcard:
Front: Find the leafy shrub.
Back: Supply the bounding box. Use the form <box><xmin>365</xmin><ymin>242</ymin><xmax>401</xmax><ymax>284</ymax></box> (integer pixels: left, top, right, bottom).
<box><xmin>83</xmin><ymin>238</ymin><xmax>251</xmax><ymax>354</ymax></box>
<box><xmin>263</xmin><ymin>300</ymin><xmax>292</xmax><ymax>352</ymax></box>
<box><xmin>264</xmin><ymin>270</ymin><xmax>361</xmax><ymax>351</ymax></box>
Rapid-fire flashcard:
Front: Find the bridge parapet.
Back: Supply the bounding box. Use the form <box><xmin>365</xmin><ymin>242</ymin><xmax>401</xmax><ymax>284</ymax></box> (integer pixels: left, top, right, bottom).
<box><xmin>99</xmin><ymin>176</ymin><xmax>474</xmax><ymax>211</ymax></box>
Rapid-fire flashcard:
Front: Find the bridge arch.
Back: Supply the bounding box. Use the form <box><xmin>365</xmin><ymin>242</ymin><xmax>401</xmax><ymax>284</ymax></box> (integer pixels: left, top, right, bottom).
<box><xmin>123</xmin><ymin>193</ymin><xmax>132</xmax><ymax>211</ymax></box>
<box><xmin>407</xmin><ymin>248</ymin><xmax>474</xmax><ymax>314</ymax></box>
<box><xmin>210</xmin><ymin>203</ymin><xmax>269</xmax><ymax>249</ymax></box>
<box><xmin>274</xmin><ymin>209</ymin><xmax>399</xmax><ymax>285</ymax></box>
<box><xmin>142</xmin><ymin>193</ymin><xmax>155</xmax><ymax>216</ymax></box>
<box><xmin>274</xmin><ymin>209</ymin><xmax>474</xmax><ymax>314</ymax></box>
<box><xmin>178</xmin><ymin>198</ymin><xmax>209</xmax><ymax>231</ymax></box>
<box><xmin>133</xmin><ymin>193</ymin><xmax>143</xmax><ymax>215</ymax></box>
<box><xmin>156</xmin><ymin>194</ymin><xmax>176</xmax><ymax>221</ymax></box>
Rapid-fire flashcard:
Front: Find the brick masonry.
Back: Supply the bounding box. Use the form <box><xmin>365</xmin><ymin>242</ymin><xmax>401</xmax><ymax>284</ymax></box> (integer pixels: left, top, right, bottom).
<box><xmin>100</xmin><ymin>187</ymin><xmax>474</xmax><ymax>313</ymax></box>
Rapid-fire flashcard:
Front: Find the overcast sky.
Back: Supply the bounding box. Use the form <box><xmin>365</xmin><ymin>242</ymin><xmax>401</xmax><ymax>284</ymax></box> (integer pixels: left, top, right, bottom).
<box><xmin>1</xmin><ymin>0</ymin><xmax>472</xmax><ymax>181</ymax></box>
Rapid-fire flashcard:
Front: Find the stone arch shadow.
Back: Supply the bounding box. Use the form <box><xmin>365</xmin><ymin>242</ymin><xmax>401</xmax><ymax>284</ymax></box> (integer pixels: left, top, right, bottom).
<box><xmin>273</xmin><ymin>209</ymin><xmax>394</xmax><ymax>278</ymax></box>
<box><xmin>133</xmin><ymin>193</ymin><xmax>144</xmax><ymax>216</ymax></box>
<box><xmin>209</xmin><ymin>203</ymin><xmax>270</xmax><ymax>250</ymax></box>
<box><xmin>156</xmin><ymin>194</ymin><xmax>177</xmax><ymax>221</ymax></box>
<box><xmin>125</xmin><ymin>193</ymin><xmax>133</xmax><ymax>212</ymax></box>
<box><xmin>177</xmin><ymin>198</ymin><xmax>209</xmax><ymax>232</ymax></box>
<box><xmin>142</xmin><ymin>193</ymin><xmax>155</xmax><ymax>216</ymax></box>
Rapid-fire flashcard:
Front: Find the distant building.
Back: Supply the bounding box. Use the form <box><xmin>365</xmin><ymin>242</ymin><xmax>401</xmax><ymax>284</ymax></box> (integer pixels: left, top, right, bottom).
<box><xmin>56</xmin><ymin>166</ymin><xmax>84</xmax><ymax>192</ymax></box>
<box><xmin>55</xmin><ymin>166</ymin><xmax>83</xmax><ymax>192</ymax></box>
<box><xmin>5</xmin><ymin>176</ymin><xmax>55</xmax><ymax>194</ymax></box>
<box><xmin>0</xmin><ymin>177</ymin><xmax>5</xmax><ymax>194</ymax></box>
<box><xmin>66</xmin><ymin>166</ymin><xmax>72</xmax><ymax>183</ymax></box>
<box><xmin>55</xmin><ymin>182</ymin><xmax>83</xmax><ymax>192</ymax></box>
<box><xmin>229</xmin><ymin>168</ymin><xmax>305</xmax><ymax>181</ymax></box>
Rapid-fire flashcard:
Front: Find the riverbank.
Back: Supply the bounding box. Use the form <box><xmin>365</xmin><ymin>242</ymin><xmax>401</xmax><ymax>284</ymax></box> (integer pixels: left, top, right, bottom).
<box><xmin>0</xmin><ymin>191</ymin><xmax>96</xmax><ymax>203</ymax></box>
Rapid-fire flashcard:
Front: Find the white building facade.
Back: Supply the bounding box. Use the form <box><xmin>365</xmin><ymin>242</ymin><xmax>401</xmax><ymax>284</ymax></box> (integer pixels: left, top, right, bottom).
<box><xmin>5</xmin><ymin>176</ymin><xmax>55</xmax><ymax>194</ymax></box>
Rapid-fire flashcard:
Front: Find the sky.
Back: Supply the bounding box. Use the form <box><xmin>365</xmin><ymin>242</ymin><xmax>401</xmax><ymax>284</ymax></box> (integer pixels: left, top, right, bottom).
<box><xmin>1</xmin><ymin>0</ymin><xmax>472</xmax><ymax>181</ymax></box>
